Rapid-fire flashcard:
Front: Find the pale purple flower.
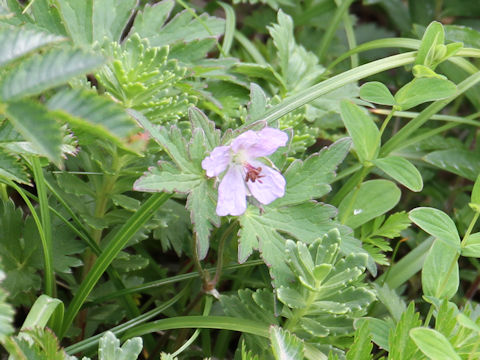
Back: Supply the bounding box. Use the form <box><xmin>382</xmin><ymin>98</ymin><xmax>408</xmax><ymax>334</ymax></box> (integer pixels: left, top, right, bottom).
<box><xmin>202</xmin><ymin>127</ymin><xmax>288</xmax><ymax>216</ymax></box>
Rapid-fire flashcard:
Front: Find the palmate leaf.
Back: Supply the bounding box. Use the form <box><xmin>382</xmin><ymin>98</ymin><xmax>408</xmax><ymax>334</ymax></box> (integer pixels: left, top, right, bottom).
<box><xmin>0</xmin><ymin>200</ymin><xmax>42</xmax><ymax>302</ymax></box>
<box><xmin>55</xmin><ymin>0</ymin><xmax>93</xmax><ymax>45</ymax></box>
<box><xmin>0</xmin><ymin>25</ymin><xmax>65</xmax><ymax>67</ymax></box>
<box><xmin>132</xmin><ymin>109</ymin><xmax>220</xmax><ymax>259</ymax></box>
<box><xmin>238</xmin><ymin>139</ymin><xmax>351</xmax><ymax>285</ymax></box>
<box><xmin>267</xmin><ymin>10</ymin><xmax>324</xmax><ymax>93</ymax></box>
<box><xmin>0</xmin><ymin>48</ymin><xmax>105</xmax><ymax>101</ymax></box>
<box><xmin>5</xmin><ymin>100</ymin><xmax>63</xmax><ymax>166</ymax></box>
<box><xmin>132</xmin><ymin>0</ymin><xmax>225</xmax><ymax>47</ymax></box>
<box><xmin>47</xmin><ymin>89</ymin><xmax>138</xmax><ymax>148</ymax></box>
<box><xmin>98</xmin><ymin>331</ymin><xmax>142</xmax><ymax>360</ymax></box>
<box><xmin>93</xmin><ymin>0</ymin><xmax>137</xmax><ymax>44</ymax></box>
<box><xmin>345</xmin><ymin>321</ymin><xmax>373</xmax><ymax>360</ymax></box>
<box><xmin>388</xmin><ymin>302</ymin><xmax>422</xmax><ymax>360</ymax></box>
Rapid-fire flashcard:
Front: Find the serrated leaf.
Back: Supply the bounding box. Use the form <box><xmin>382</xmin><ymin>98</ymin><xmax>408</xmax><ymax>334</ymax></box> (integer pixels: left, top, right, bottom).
<box><xmin>373</xmin><ymin>156</ymin><xmax>423</xmax><ymax>191</ymax></box>
<box><xmin>0</xmin><ymin>200</ymin><xmax>42</xmax><ymax>299</ymax></box>
<box><xmin>0</xmin><ymin>267</ymin><xmax>14</xmax><ymax>341</ymax></box>
<box><xmin>270</xmin><ymin>326</ymin><xmax>304</xmax><ymax>360</ymax></box>
<box><xmin>31</xmin><ymin>0</ymin><xmax>67</xmax><ymax>36</ymax></box>
<box><xmin>409</xmin><ymin>207</ymin><xmax>460</xmax><ymax>250</ymax></box>
<box><xmin>338</xmin><ymin>180</ymin><xmax>401</xmax><ymax>229</ymax></box>
<box><xmin>0</xmin><ymin>48</ymin><xmax>105</xmax><ymax>101</ymax></box>
<box><xmin>371</xmin><ymin>211</ymin><xmax>411</xmax><ymax>239</ymax></box>
<box><xmin>359</xmin><ymin>82</ymin><xmax>395</xmax><ymax>106</ymax></box>
<box><xmin>346</xmin><ymin>321</ymin><xmax>373</xmax><ymax>360</ymax></box>
<box><xmin>410</xmin><ymin>328</ymin><xmax>460</xmax><ymax>360</ymax></box>
<box><xmin>394</xmin><ymin>77</ymin><xmax>457</xmax><ymax>110</ymax></box>
<box><xmin>5</xmin><ymin>100</ymin><xmax>63</xmax><ymax>165</ymax></box>
<box><xmin>0</xmin><ymin>26</ymin><xmax>65</xmax><ymax>67</ymax></box>
<box><xmin>277</xmin><ymin>138</ymin><xmax>351</xmax><ymax>206</ymax></box>
<box><xmin>134</xmin><ymin>3</ymin><xmax>224</xmax><ymax>47</ymax></box>
<box><xmin>388</xmin><ymin>302</ymin><xmax>422</xmax><ymax>360</ymax></box>
<box><xmin>422</xmin><ymin>240</ymin><xmax>459</xmax><ymax>299</ymax></box>
<box><xmin>56</xmin><ymin>0</ymin><xmax>93</xmax><ymax>45</ymax></box>
<box><xmin>188</xmin><ymin>107</ymin><xmax>220</xmax><ymax>152</ymax></box>
<box><xmin>98</xmin><ymin>331</ymin><xmax>142</xmax><ymax>360</ymax></box>
<box><xmin>187</xmin><ymin>180</ymin><xmax>220</xmax><ymax>259</ymax></box>
<box><xmin>134</xmin><ymin>162</ymin><xmax>202</xmax><ymax>193</ymax></box>
<box><xmin>248</xmin><ymin>83</ymin><xmax>268</xmax><ymax>123</ymax></box>
<box><xmin>267</xmin><ymin>10</ymin><xmax>324</xmax><ymax>92</ymax></box>
<box><xmin>47</xmin><ymin>89</ymin><xmax>138</xmax><ymax>147</ymax></box>
<box><xmin>92</xmin><ymin>0</ymin><xmax>137</xmax><ymax>43</ymax></box>
<box><xmin>424</xmin><ymin>148</ymin><xmax>480</xmax><ymax>181</ymax></box>
<box><xmin>0</xmin><ymin>150</ymin><xmax>30</xmax><ymax>184</ymax></box>
<box><xmin>239</xmin><ymin>202</ymin><xmax>337</xmax><ymax>285</ymax></box>
<box><xmin>132</xmin><ymin>110</ymin><xmax>219</xmax><ymax>259</ymax></box>
<box><xmin>340</xmin><ymin>101</ymin><xmax>379</xmax><ymax>163</ymax></box>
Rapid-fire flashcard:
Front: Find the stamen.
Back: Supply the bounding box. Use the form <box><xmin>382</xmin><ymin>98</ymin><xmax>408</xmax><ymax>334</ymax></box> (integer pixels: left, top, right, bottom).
<box><xmin>244</xmin><ymin>163</ymin><xmax>265</xmax><ymax>183</ymax></box>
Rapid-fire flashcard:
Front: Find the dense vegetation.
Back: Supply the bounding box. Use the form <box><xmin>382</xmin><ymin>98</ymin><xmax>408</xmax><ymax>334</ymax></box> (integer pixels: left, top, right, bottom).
<box><xmin>0</xmin><ymin>0</ymin><xmax>480</xmax><ymax>359</ymax></box>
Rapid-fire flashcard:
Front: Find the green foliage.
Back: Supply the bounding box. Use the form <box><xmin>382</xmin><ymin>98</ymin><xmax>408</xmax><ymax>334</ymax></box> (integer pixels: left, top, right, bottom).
<box><xmin>98</xmin><ymin>331</ymin><xmax>142</xmax><ymax>360</ymax></box>
<box><xmin>0</xmin><ymin>0</ymin><xmax>480</xmax><ymax>359</ymax></box>
<box><xmin>0</xmin><ymin>48</ymin><xmax>105</xmax><ymax>101</ymax></box>
<box><xmin>270</xmin><ymin>326</ymin><xmax>304</xmax><ymax>360</ymax></box>
<box><xmin>133</xmin><ymin>108</ymin><xmax>219</xmax><ymax>259</ymax></box>
<box><xmin>96</xmin><ymin>34</ymin><xmax>194</xmax><ymax>123</ymax></box>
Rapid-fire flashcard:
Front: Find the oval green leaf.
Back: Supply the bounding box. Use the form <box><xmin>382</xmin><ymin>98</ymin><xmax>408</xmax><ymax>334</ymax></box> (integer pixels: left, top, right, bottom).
<box><xmin>359</xmin><ymin>82</ymin><xmax>395</xmax><ymax>106</ymax></box>
<box><xmin>422</xmin><ymin>240</ymin><xmax>459</xmax><ymax>299</ymax></box>
<box><xmin>409</xmin><ymin>207</ymin><xmax>460</xmax><ymax>250</ymax></box>
<box><xmin>461</xmin><ymin>232</ymin><xmax>480</xmax><ymax>257</ymax></box>
<box><xmin>373</xmin><ymin>156</ymin><xmax>423</xmax><ymax>192</ymax></box>
<box><xmin>410</xmin><ymin>328</ymin><xmax>460</xmax><ymax>360</ymax></box>
<box><xmin>394</xmin><ymin>77</ymin><xmax>457</xmax><ymax>110</ymax></box>
<box><xmin>338</xmin><ymin>179</ymin><xmax>401</xmax><ymax>229</ymax></box>
<box><xmin>340</xmin><ymin>100</ymin><xmax>380</xmax><ymax>163</ymax></box>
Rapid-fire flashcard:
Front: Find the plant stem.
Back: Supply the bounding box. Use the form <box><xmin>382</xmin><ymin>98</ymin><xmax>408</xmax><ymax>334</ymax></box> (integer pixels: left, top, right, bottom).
<box><xmin>31</xmin><ymin>157</ymin><xmax>56</xmax><ymax>297</ymax></box>
<box><xmin>318</xmin><ymin>0</ymin><xmax>356</xmax><ymax>63</ymax></box>
<box><xmin>213</xmin><ymin>221</ymin><xmax>237</xmax><ymax>284</ymax></box>
<box><xmin>171</xmin><ymin>296</ymin><xmax>213</xmax><ymax>357</ymax></box>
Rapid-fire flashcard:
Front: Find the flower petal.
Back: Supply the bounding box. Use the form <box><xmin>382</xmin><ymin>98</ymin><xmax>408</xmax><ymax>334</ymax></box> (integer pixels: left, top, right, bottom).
<box><xmin>201</xmin><ymin>145</ymin><xmax>231</xmax><ymax>177</ymax></box>
<box><xmin>232</xmin><ymin>127</ymin><xmax>288</xmax><ymax>159</ymax></box>
<box><xmin>246</xmin><ymin>161</ymin><xmax>285</xmax><ymax>205</ymax></box>
<box><xmin>216</xmin><ymin>165</ymin><xmax>247</xmax><ymax>216</ymax></box>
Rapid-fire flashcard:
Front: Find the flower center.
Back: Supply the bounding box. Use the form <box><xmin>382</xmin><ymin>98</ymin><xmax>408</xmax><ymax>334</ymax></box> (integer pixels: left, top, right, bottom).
<box><xmin>244</xmin><ymin>163</ymin><xmax>264</xmax><ymax>183</ymax></box>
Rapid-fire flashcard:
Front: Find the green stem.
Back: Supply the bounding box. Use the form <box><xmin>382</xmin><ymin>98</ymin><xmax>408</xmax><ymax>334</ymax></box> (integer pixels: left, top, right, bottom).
<box><xmin>341</xmin><ymin>4</ymin><xmax>358</xmax><ymax>68</ymax></box>
<box><xmin>436</xmin><ymin>211</ymin><xmax>480</xmax><ymax>298</ymax></box>
<box><xmin>31</xmin><ymin>157</ymin><xmax>55</xmax><ymax>297</ymax></box>
<box><xmin>424</xmin><ymin>304</ymin><xmax>435</xmax><ymax>326</ymax></box>
<box><xmin>379</xmin><ymin>108</ymin><xmax>396</xmax><ymax>137</ymax></box>
<box><xmin>59</xmin><ymin>193</ymin><xmax>171</xmax><ymax>339</ymax></box>
<box><xmin>65</xmin><ymin>286</ymin><xmax>189</xmax><ymax>355</ymax></box>
<box><xmin>0</xmin><ymin>184</ymin><xmax>7</xmax><ymax>201</ymax></box>
<box><xmin>318</xmin><ymin>0</ymin><xmax>356</xmax><ymax>63</ymax></box>
<box><xmin>214</xmin><ymin>221</ymin><xmax>237</xmax><ymax>284</ymax></box>
<box><xmin>92</xmin><ymin>260</ymin><xmax>264</xmax><ymax>303</ymax></box>
<box><xmin>171</xmin><ymin>296</ymin><xmax>213</xmax><ymax>357</ymax></box>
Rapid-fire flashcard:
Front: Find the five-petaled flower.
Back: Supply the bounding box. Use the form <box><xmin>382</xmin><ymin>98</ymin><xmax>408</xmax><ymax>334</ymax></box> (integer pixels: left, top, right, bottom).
<box><xmin>201</xmin><ymin>127</ymin><xmax>288</xmax><ymax>216</ymax></box>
